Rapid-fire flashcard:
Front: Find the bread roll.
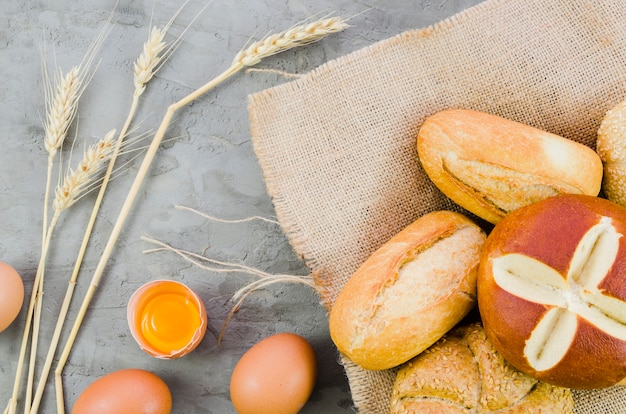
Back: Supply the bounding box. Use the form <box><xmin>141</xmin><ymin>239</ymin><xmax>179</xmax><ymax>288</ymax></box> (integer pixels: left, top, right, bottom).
<box><xmin>390</xmin><ymin>323</ymin><xmax>574</xmax><ymax>413</ymax></box>
<box><xmin>329</xmin><ymin>211</ymin><xmax>486</xmax><ymax>371</ymax></box>
<box><xmin>417</xmin><ymin>109</ymin><xmax>603</xmax><ymax>224</ymax></box>
<box><xmin>596</xmin><ymin>99</ymin><xmax>626</xmax><ymax>207</ymax></box>
<box><xmin>478</xmin><ymin>193</ymin><xmax>626</xmax><ymax>389</ymax></box>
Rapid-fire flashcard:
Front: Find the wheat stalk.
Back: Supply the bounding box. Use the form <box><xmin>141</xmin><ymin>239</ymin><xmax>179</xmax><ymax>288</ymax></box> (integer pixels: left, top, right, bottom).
<box><xmin>20</xmin><ymin>132</ymin><xmax>114</xmax><ymax>414</ymax></box>
<box><xmin>31</xmin><ymin>7</ymin><xmax>188</xmax><ymax>411</ymax></box>
<box><xmin>7</xmin><ymin>26</ymin><xmax>111</xmax><ymax>414</ymax></box>
<box><xmin>28</xmin><ymin>128</ymin><xmax>153</xmax><ymax>414</ymax></box>
<box><xmin>11</xmin><ymin>132</ymin><xmax>114</xmax><ymax>414</ymax></box>
<box><xmin>52</xmin><ymin>15</ymin><xmax>347</xmax><ymax>414</ymax></box>
<box><xmin>23</xmin><ymin>133</ymin><xmax>115</xmax><ymax>414</ymax></box>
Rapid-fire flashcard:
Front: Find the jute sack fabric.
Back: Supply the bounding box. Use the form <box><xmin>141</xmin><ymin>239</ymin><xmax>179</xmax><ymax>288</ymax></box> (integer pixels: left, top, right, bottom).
<box><xmin>248</xmin><ymin>0</ymin><xmax>626</xmax><ymax>412</ymax></box>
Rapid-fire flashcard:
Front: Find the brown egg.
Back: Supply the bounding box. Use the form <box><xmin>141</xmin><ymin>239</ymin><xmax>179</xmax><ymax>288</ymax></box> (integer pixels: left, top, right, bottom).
<box><xmin>230</xmin><ymin>332</ymin><xmax>317</xmax><ymax>414</ymax></box>
<box><xmin>72</xmin><ymin>368</ymin><xmax>172</xmax><ymax>414</ymax></box>
<box><xmin>0</xmin><ymin>262</ymin><xmax>24</xmax><ymax>333</ymax></box>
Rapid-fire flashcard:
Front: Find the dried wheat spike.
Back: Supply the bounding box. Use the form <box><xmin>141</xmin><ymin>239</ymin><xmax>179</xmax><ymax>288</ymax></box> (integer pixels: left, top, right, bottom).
<box><xmin>53</xmin><ymin>129</ymin><xmax>116</xmax><ymax>212</ymax></box>
<box><xmin>232</xmin><ymin>17</ymin><xmax>348</xmax><ymax>68</ymax></box>
<box><xmin>43</xmin><ymin>66</ymin><xmax>80</xmax><ymax>157</ymax></box>
<box><xmin>134</xmin><ymin>26</ymin><xmax>168</xmax><ymax>95</ymax></box>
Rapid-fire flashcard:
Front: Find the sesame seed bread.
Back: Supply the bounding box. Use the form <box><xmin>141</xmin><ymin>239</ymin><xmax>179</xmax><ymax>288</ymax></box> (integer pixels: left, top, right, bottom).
<box><xmin>389</xmin><ymin>323</ymin><xmax>574</xmax><ymax>413</ymax></box>
<box><xmin>597</xmin><ymin>99</ymin><xmax>626</xmax><ymax>207</ymax></box>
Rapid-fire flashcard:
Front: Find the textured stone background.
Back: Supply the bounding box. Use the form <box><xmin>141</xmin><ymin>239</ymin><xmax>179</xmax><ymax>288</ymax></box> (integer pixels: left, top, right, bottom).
<box><xmin>0</xmin><ymin>0</ymin><xmax>481</xmax><ymax>412</ymax></box>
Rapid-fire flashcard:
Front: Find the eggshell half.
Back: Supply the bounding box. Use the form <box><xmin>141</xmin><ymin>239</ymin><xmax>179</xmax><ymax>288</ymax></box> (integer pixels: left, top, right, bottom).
<box><xmin>72</xmin><ymin>368</ymin><xmax>172</xmax><ymax>414</ymax></box>
<box><xmin>127</xmin><ymin>279</ymin><xmax>207</xmax><ymax>359</ymax></box>
<box><xmin>229</xmin><ymin>332</ymin><xmax>317</xmax><ymax>414</ymax></box>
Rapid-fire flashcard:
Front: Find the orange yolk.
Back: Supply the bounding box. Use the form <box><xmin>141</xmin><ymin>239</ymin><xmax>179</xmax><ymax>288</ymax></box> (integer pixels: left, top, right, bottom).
<box><xmin>136</xmin><ymin>289</ymin><xmax>203</xmax><ymax>354</ymax></box>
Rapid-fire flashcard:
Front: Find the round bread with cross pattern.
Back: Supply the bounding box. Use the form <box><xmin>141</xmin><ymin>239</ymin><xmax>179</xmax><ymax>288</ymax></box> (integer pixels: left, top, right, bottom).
<box><xmin>478</xmin><ymin>194</ymin><xmax>626</xmax><ymax>389</ymax></box>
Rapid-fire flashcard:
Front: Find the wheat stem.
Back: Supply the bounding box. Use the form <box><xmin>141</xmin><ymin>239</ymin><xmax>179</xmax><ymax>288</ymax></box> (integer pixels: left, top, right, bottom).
<box><xmin>9</xmin><ymin>208</ymin><xmax>60</xmax><ymax>414</ymax></box>
<box><xmin>23</xmin><ymin>132</ymin><xmax>114</xmax><ymax>414</ymax></box>
<box><xmin>6</xmin><ymin>13</ymin><xmax>116</xmax><ymax>412</ymax></box>
<box><xmin>9</xmin><ymin>64</ymin><xmax>82</xmax><ymax>414</ymax></box>
<box><xmin>28</xmin><ymin>130</ymin><xmax>115</xmax><ymax>413</ymax></box>
<box><xmin>31</xmin><ymin>20</ymin><xmax>179</xmax><ymax>414</ymax></box>
<box><xmin>175</xmin><ymin>204</ymin><xmax>280</xmax><ymax>225</ymax></box>
<box><xmin>53</xmin><ymin>16</ymin><xmax>346</xmax><ymax>413</ymax></box>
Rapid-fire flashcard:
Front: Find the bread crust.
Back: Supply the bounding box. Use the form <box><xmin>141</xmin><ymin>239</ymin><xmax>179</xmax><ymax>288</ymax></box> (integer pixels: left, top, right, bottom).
<box><xmin>478</xmin><ymin>194</ymin><xmax>626</xmax><ymax>388</ymax></box>
<box><xmin>417</xmin><ymin>109</ymin><xmax>603</xmax><ymax>224</ymax></box>
<box><xmin>389</xmin><ymin>323</ymin><xmax>574</xmax><ymax>413</ymax></box>
<box><xmin>329</xmin><ymin>210</ymin><xmax>485</xmax><ymax>370</ymax></box>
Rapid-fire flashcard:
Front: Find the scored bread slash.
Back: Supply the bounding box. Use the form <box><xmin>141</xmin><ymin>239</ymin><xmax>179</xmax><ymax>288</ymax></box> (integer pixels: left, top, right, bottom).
<box><xmin>478</xmin><ymin>193</ymin><xmax>626</xmax><ymax>389</ymax></box>
<box><xmin>329</xmin><ymin>210</ymin><xmax>486</xmax><ymax>371</ymax></box>
<box><xmin>417</xmin><ymin>109</ymin><xmax>603</xmax><ymax>224</ymax></box>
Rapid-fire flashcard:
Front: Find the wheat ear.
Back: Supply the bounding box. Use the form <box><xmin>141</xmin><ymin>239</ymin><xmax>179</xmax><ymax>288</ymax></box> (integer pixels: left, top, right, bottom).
<box><xmin>8</xmin><ymin>60</ymin><xmax>98</xmax><ymax>414</ymax></box>
<box><xmin>9</xmin><ymin>16</ymin><xmax>114</xmax><ymax>412</ymax></box>
<box><xmin>25</xmin><ymin>131</ymin><xmax>115</xmax><ymax>414</ymax></box>
<box><xmin>30</xmin><ymin>9</ymin><xmax>184</xmax><ymax>411</ymax></box>
<box><xmin>233</xmin><ymin>17</ymin><xmax>348</xmax><ymax>67</ymax></box>
<box><xmin>10</xmin><ymin>133</ymin><xmax>114</xmax><ymax>414</ymax></box>
<box><xmin>29</xmin><ymin>28</ymin><xmax>169</xmax><ymax>414</ymax></box>
<box><xmin>53</xmin><ymin>16</ymin><xmax>347</xmax><ymax>414</ymax></box>
<box><xmin>30</xmin><ymin>16</ymin><xmax>186</xmax><ymax>414</ymax></box>
<box><xmin>51</xmin><ymin>132</ymin><xmax>116</xmax><ymax>212</ymax></box>
<box><xmin>21</xmin><ymin>68</ymin><xmax>80</xmax><ymax>413</ymax></box>
<box><xmin>19</xmin><ymin>132</ymin><xmax>114</xmax><ymax>414</ymax></box>
<box><xmin>134</xmin><ymin>27</ymin><xmax>168</xmax><ymax>94</ymax></box>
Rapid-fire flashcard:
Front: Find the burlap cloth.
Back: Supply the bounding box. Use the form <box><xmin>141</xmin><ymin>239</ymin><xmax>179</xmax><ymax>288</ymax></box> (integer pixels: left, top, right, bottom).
<box><xmin>248</xmin><ymin>0</ymin><xmax>626</xmax><ymax>412</ymax></box>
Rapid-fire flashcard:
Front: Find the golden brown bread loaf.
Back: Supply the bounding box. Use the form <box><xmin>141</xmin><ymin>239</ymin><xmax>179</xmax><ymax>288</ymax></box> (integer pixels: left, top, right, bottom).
<box><xmin>597</xmin><ymin>99</ymin><xmax>626</xmax><ymax>207</ymax></box>
<box><xmin>329</xmin><ymin>210</ymin><xmax>485</xmax><ymax>370</ymax></box>
<box><xmin>417</xmin><ymin>109</ymin><xmax>603</xmax><ymax>224</ymax></box>
<box><xmin>478</xmin><ymin>193</ymin><xmax>626</xmax><ymax>389</ymax></box>
<box><xmin>389</xmin><ymin>323</ymin><xmax>574</xmax><ymax>413</ymax></box>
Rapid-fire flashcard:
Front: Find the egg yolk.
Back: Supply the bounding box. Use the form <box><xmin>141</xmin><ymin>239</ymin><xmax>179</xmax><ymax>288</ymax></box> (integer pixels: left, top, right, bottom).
<box><xmin>136</xmin><ymin>290</ymin><xmax>202</xmax><ymax>354</ymax></box>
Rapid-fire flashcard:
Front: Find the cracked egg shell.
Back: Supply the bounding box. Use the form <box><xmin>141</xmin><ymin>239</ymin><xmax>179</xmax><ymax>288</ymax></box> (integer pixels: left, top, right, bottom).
<box><xmin>127</xmin><ymin>280</ymin><xmax>207</xmax><ymax>359</ymax></box>
<box><xmin>478</xmin><ymin>194</ymin><xmax>626</xmax><ymax>389</ymax></box>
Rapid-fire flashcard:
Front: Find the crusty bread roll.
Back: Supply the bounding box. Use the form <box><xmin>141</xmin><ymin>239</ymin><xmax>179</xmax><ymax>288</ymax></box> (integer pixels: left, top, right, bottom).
<box><xmin>478</xmin><ymin>193</ymin><xmax>626</xmax><ymax>389</ymax></box>
<box><xmin>597</xmin><ymin>99</ymin><xmax>626</xmax><ymax>207</ymax></box>
<box><xmin>329</xmin><ymin>210</ymin><xmax>486</xmax><ymax>370</ymax></box>
<box><xmin>417</xmin><ymin>109</ymin><xmax>603</xmax><ymax>224</ymax></box>
<box><xmin>390</xmin><ymin>323</ymin><xmax>574</xmax><ymax>413</ymax></box>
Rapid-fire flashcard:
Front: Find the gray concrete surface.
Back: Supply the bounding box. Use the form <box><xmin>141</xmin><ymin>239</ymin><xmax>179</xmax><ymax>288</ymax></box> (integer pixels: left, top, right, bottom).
<box><xmin>0</xmin><ymin>0</ymin><xmax>483</xmax><ymax>412</ymax></box>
